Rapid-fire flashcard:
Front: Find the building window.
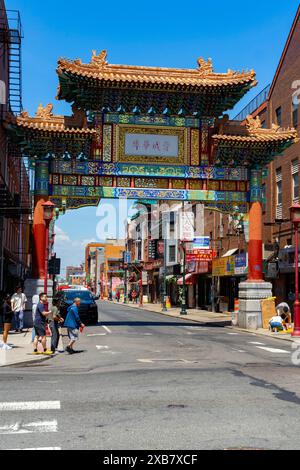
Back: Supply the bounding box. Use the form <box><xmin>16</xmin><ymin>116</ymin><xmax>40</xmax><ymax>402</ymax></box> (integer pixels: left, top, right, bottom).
<box><xmin>169</xmin><ymin>244</ymin><xmax>176</xmax><ymax>263</ymax></box>
<box><xmin>276</xmin><ymin>168</ymin><xmax>282</xmax><ymax>218</ymax></box>
<box><xmin>275</xmin><ymin>106</ymin><xmax>282</xmax><ymax>127</ymax></box>
<box><xmin>292</xmin><ymin>101</ymin><xmax>298</xmax><ymax>128</ymax></box>
<box><xmin>292</xmin><ymin>159</ymin><xmax>299</xmax><ymax>202</ymax></box>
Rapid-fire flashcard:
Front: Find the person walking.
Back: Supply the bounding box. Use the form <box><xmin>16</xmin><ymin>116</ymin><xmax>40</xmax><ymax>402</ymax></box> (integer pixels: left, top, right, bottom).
<box><xmin>33</xmin><ymin>292</ymin><xmax>52</xmax><ymax>355</ymax></box>
<box><xmin>1</xmin><ymin>295</ymin><xmax>13</xmax><ymax>350</ymax></box>
<box><xmin>31</xmin><ymin>294</ymin><xmax>39</xmax><ymax>343</ymax></box>
<box><xmin>48</xmin><ymin>298</ymin><xmax>64</xmax><ymax>353</ymax></box>
<box><xmin>11</xmin><ymin>286</ymin><xmax>27</xmax><ymax>333</ymax></box>
<box><xmin>116</xmin><ymin>290</ymin><xmax>120</xmax><ymax>302</ymax></box>
<box><xmin>132</xmin><ymin>290</ymin><xmax>138</xmax><ymax>304</ymax></box>
<box><xmin>63</xmin><ymin>297</ymin><xmax>85</xmax><ymax>354</ymax></box>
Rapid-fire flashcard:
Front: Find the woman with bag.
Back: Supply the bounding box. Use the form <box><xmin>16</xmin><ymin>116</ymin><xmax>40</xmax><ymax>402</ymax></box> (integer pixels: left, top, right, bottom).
<box><xmin>1</xmin><ymin>294</ymin><xmax>13</xmax><ymax>350</ymax></box>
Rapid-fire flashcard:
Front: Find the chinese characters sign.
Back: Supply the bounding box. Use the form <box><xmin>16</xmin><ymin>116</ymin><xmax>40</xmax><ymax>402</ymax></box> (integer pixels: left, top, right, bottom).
<box><xmin>186</xmin><ymin>249</ymin><xmax>216</xmax><ymax>262</ymax></box>
<box><xmin>125</xmin><ymin>133</ymin><xmax>179</xmax><ymax>158</ymax></box>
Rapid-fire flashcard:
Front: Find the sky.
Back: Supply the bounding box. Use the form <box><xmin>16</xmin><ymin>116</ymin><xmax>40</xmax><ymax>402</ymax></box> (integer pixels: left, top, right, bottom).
<box><xmin>6</xmin><ymin>0</ymin><xmax>300</xmax><ymax>274</ymax></box>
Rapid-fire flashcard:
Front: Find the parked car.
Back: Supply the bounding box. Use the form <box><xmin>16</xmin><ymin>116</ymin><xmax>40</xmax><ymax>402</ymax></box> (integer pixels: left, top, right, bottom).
<box><xmin>58</xmin><ymin>289</ymin><xmax>99</xmax><ymax>325</ymax></box>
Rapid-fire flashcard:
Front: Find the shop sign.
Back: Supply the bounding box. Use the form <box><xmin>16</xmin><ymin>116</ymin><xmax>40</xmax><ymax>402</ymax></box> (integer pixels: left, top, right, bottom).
<box><xmin>234</xmin><ymin>253</ymin><xmax>247</xmax><ymax>275</ymax></box>
<box><xmin>144</xmin><ymin>260</ymin><xmax>162</xmax><ymax>271</ymax></box>
<box><xmin>187</xmin><ymin>249</ymin><xmax>216</xmax><ymax>261</ymax></box>
<box><xmin>266</xmin><ymin>261</ymin><xmax>279</xmax><ymax>279</ymax></box>
<box><xmin>157</xmin><ymin>241</ymin><xmax>164</xmax><ymax>255</ymax></box>
<box><xmin>212</xmin><ymin>256</ymin><xmax>235</xmax><ymax>276</ymax></box>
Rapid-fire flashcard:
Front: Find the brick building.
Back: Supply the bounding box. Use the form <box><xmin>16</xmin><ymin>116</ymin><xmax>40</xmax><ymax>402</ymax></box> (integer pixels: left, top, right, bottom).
<box><xmin>206</xmin><ymin>5</ymin><xmax>300</xmax><ymax>309</ymax></box>
<box><xmin>84</xmin><ymin>240</ymin><xmax>125</xmax><ymax>296</ymax></box>
<box><xmin>0</xmin><ymin>3</ymin><xmax>31</xmax><ymax>294</ymax></box>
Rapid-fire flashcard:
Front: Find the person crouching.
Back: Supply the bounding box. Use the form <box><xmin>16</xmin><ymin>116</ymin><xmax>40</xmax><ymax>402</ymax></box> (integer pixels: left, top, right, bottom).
<box><xmin>64</xmin><ymin>297</ymin><xmax>85</xmax><ymax>354</ymax></box>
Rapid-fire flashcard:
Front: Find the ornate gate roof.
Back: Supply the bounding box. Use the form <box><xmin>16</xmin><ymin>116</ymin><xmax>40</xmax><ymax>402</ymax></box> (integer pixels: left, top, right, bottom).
<box><xmin>56</xmin><ymin>50</ymin><xmax>257</xmax><ymax>116</ymax></box>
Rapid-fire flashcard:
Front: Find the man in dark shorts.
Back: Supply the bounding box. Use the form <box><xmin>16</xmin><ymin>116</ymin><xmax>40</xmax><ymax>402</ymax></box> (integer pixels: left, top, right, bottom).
<box><xmin>33</xmin><ymin>292</ymin><xmax>51</xmax><ymax>355</ymax></box>
<box><xmin>1</xmin><ymin>294</ymin><xmax>13</xmax><ymax>350</ymax></box>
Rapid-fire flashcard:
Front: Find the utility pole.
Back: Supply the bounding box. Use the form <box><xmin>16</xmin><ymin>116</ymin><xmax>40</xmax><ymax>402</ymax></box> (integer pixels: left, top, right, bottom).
<box><xmin>180</xmin><ymin>240</ymin><xmax>187</xmax><ymax>315</ymax></box>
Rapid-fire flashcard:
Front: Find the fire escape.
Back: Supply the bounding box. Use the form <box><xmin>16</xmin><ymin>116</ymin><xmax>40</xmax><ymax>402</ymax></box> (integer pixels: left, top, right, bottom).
<box><xmin>0</xmin><ymin>9</ymin><xmax>29</xmax><ymax>218</ymax></box>
<box><xmin>0</xmin><ymin>9</ymin><xmax>23</xmax><ymax>114</ymax></box>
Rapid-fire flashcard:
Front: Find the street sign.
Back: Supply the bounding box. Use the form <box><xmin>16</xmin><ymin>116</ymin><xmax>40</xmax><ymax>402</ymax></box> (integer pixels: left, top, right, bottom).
<box><xmin>193</xmin><ymin>236</ymin><xmax>210</xmax><ymax>249</ymax></box>
<box><xmin>123</xmin><ymin>251</ymin><xmax>131</xmax><ymax>263</ymax></box>
<box><xmin>180</xmin><ymin>212</ymin><xmax>195</xmax><ymax>241</ymax></box>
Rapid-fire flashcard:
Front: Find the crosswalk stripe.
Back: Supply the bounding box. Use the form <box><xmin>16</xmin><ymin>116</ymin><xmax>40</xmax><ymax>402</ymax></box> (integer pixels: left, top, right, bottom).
<box><xmin>96</xmin><ymin>345</ymin><xmax>109</xmax><ymax>350</ymax></box>
<box><xmin>249</xmin><ymin>341</ymin><xmax>265</xmax><ymax>345</ymax></box>
<box><xmin>102</xmin><ymin>325</ymin><xmax>112</xmax><ymax>334</ymax></box>
<box><xmin>0</xmin><ymin>420</ymin><xmax>58</xmax><ymax>434</ymax></box>
<box><xmin>0</xmin><ymin>401</ymin><xmax>61</xmax><ymax>411</ymax></box>
<box><xmin>87</xmin><ymin>333</ymin><xmax>107</xmax><ymax>336</ymax></box>
<box><xmin>256</xmin><ymin>346</ymin><xmax>289</xmax><ymax>354</ymax></box>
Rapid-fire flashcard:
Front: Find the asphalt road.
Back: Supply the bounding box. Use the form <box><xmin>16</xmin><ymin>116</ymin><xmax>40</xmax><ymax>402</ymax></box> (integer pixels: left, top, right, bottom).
<box><xmin>1</xmin><ymin>300</ymin><xmax>300</xmax><ymax>450</ymax></box>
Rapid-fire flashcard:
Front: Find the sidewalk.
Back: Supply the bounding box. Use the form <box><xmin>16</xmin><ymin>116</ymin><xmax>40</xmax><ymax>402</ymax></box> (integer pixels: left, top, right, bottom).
<box><xmin>0</xmin><ymin>330</ymin><xmax>53</xmax><ymax>367</ymax></box>
<box><xmin>109</xmin><ymin>300</ymin><xmax>300</xmax><ymax>343</ymax></box>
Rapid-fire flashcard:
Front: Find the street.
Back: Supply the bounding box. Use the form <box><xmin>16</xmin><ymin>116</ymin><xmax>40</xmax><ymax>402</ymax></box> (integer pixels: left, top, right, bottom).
<box><xmin>0</xmin><ymin>301</ymin><xmax>300</xmax><ymax>450</ymax></box>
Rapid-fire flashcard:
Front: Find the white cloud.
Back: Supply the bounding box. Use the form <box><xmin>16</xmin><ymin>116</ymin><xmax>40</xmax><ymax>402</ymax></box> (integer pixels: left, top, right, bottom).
<box><xmin>54</xmin><ymin>226</ymin><xmax>71</xmax><ymax>243</ymax></box>
<box><xmin>53</xmin><ymin>226</ymin><xmax>95</xmax><ymax>276</ymax></box>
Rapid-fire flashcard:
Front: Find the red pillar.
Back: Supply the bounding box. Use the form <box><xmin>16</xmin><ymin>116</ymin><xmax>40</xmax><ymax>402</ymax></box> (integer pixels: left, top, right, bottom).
<box><xmin>247</xmin><ymin>169</ymin><xmax>264</xmax><ymax>282</ymax></box>
<box><xmin>32</xmin><ymin>195</ymin><xmax>48</xmax><ymax>279</ymax></box>
<box><xmin>32</xmin><ymin>160</ymin><xmax>50</xmax><ymax>279</ymax></box>
<box><xmin>248</xmin><ymin>200</ymin><xmax>263</xmax><ymax>282</ymax></box>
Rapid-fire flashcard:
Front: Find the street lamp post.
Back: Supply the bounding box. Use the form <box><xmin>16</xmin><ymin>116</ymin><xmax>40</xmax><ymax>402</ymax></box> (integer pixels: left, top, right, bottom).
<box><xmin>180</xmin><ymin>240</ymin><xmax>187</xmax><ymax>315</ymax></box>
<box><xmin>139</xmin><ymin>262</ymin><xmax>144</xmax><ymax>307</ymax></box>
<box><xmin>162</xmin><ymin>236</ymin><xmax>167</xmax><ymax>312</ymax></box>
<box><xmin>41</xmin><ymin>200</ymin><xmax>55</xmax><ymax>296</ymax></box>
<box><xmin>290</xmin><ymin>203</ymin><xmax>300</xmax><ymax>336</ymax></box>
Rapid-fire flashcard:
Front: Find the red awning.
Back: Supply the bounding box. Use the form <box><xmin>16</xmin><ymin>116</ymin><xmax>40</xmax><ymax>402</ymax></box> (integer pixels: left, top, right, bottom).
<box><xmin>177</xmin><ymin>274</ymin><xmax>197</xmax><ymax>285</ymax></box>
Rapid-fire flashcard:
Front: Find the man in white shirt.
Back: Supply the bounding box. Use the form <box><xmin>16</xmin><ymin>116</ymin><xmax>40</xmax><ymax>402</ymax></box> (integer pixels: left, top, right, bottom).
<box><xmin>269</xmin><ymin>314</ymin><xmax>285</xmax><ymax>333</ymax></box>
<box><xmin>11</xmin><ymin>286</ymin><xmax>27</xmax><ymax>333</ymax></box>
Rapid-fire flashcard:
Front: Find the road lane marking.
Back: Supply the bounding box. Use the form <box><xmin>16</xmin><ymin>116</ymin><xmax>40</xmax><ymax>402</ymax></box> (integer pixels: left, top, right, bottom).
<box><xmin>256</xmin><ymin>346</ymin><xmax>289</xmax><ymax>354</ymax></box>
<box><xmin>184</xmin><ymin>326</ymin><xmax>208</xmax><ymax>330</ymax></box>
<box><xmin>96</xmin><ymin>345</ymin><xmax>109</xmax><ymax>350</ymax></box>
<box><xmin>102</xmin><ymin>325</ymin><xmax>112</xmax><ymax>334</ymax></box>
<box><xmin>87</xmin><ymin>333</ymin><xmax>107</xmax><ymax>337</ymax></box>
<box><xmin>226</xmin><ymin>333</ymin><xmax>239</xmax><ymax>335</ymax></box>
<box><xmin>138</xmin><ymin>359</ymin><xmax>154</xmax><ymax>363</ymax></box>
<box><xmin>0</xmin><ymin>420</ymin><xmax>58</xmax><ymax>434</ymax></box>
<box><xmin>231</xmin><ymin>349</ymin><xmax>246</xmax><ymax>353</ymax></box>
<box><xmin>0</xmin><ymin>401</ymin><xmax>61</xmax><ymax>411</ymax></box>
<box><xmin>249</xmin><ymin>341</ymin><xmax>265</xmax><ymax>345</ymax></box>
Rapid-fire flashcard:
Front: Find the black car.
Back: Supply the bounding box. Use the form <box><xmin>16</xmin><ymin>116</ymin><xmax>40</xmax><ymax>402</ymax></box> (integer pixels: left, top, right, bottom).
<box><xmin>58</xmin><ymin>289</ymin><xmax>99</xmax><ymax>325</ymax></box>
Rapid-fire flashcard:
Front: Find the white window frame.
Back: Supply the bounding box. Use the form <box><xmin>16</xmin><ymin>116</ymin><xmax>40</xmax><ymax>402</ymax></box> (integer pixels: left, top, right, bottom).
<box><xmin>292</xmin><ymin>159</ymin><xmax>299</xmax><ymax>203</ymax></box>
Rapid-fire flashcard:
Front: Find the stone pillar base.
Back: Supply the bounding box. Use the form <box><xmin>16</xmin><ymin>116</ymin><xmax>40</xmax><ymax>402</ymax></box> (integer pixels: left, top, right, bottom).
<box><xmin>238</xmin><ymin>281</ymin><xmax>273</xmax><ymax>330</ymax></box>
<box><xmin>24</xmin><ymin>278</ymin><xmax>54</xmax><ymax>310</ymax></box>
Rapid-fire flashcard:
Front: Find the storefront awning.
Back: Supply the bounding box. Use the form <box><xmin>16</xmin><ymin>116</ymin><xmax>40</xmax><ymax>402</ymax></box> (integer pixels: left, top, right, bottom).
<box><xmin>177</xmin><ymin>273</ymin><xmax>197</xmax><ymax>285</ymax></box>
<box><xmin>222</xmin><ymin>248</ymin><xmax>238</xmax><ymax>258</ymax></box>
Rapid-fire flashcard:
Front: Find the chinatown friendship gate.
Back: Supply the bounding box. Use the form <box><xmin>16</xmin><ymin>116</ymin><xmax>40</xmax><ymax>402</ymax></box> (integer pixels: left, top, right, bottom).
<box><xmin>5</xmin><ymin>50</ymin><xmax>298</xmax><ymax>328</ymax></box>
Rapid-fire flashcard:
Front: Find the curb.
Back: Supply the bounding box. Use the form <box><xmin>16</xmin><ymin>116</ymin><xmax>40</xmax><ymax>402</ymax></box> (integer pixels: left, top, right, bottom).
<box><xmin>0</xmin><ymin>354</ymin><xmax>53</xmax><ymax>368</ymax></box>
<box><xmin>226</xmin><ymin>325</ymin><xmax>300</xmax><ymax>343</ymax></box>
